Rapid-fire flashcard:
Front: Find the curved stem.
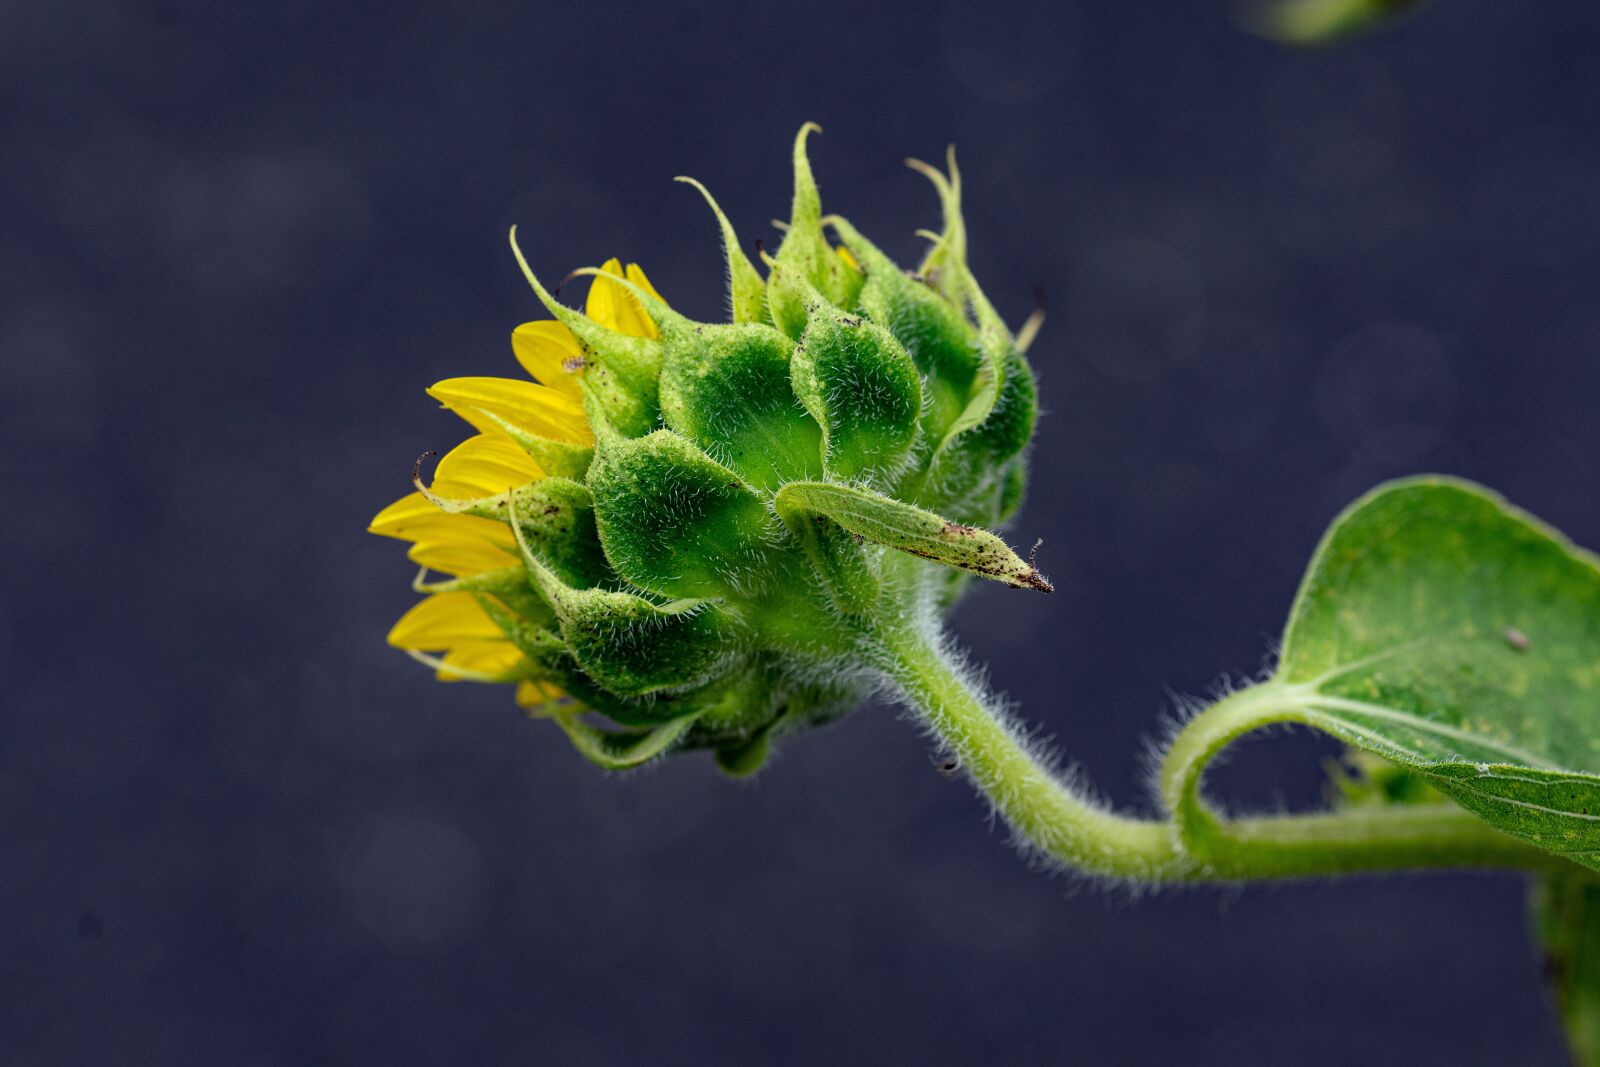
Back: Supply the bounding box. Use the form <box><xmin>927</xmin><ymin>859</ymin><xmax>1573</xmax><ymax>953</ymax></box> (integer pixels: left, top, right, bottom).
<box><xmin>874</xmin><ymin>622</ymin><xmax>1579</xmax><ymax>883</ymax></box>
<box><xmin>875</xmin><ymin>623</ymin><xmax>1189</xmax><ymax>882</ymax></box>
<box><xmin>1161</xmin><ymin>683</ymin><xmax>1575</xmax><ymax>878</ymax></box>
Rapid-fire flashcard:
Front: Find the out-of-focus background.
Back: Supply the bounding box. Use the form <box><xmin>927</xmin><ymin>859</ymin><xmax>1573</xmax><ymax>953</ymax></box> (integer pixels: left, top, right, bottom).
<box><xmin>5</xmin><ymin>1</ymin><xmax>1600</xmax><ymax>1062</ymax></box>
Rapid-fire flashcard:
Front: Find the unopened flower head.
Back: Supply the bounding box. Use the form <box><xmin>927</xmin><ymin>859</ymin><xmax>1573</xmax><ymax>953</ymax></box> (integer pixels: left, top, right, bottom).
<box><xmin>371</xmin><ymin>125</ymin><xmax>1048</xmax><ymax>774</ymax></box>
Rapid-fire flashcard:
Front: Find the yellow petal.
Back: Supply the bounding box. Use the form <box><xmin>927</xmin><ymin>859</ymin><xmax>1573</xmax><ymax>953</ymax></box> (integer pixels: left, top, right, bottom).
<box><xmin>625</xmin><ymin>263</ymin><xmax>665</xmax><ymax>303</ymax></box>
<box><xmin>836</xmin><ymin>245</ymin><xmax>860</xmax><ymax>272</ymax></box>
<box><xmin>370</xmin><ymin>491</ymin><xmax>438</xmax><ymax>533</ymax></box>
<box><xmin>585</xmin><ymin>258</ymin><xmax>659</xmax><ymax>339</ymax></box>
<box><xmin>511</xmin><ymin>321</ymin><xmax>586</xmax><ymax>399</ymax></box>
<box><xmin>369</xmin><ymin>492</ymin><xmax>516</xmax><ymax>549</ymax></box>
<box><xmin>406</xmin><ymin>537</ymin><xmax>520</xmax><ymax>577</ymax></box>
<box><xmin>516</xmin><ymin>679</ymin><xmax>569</xmax><ymax>713</ymax></box>
<box><xmin>427</xmin><ymin>377</ymin><xmax>592</xmax><ymax>444</ymax></box>
<box><xmin>432</xmin><ymin>433</ymin><xmax>543</xmax><ymax>499</ymax></box>
<box><xmin>437</xmin><ymin>639</ymin><xmax>527</xmax><ymax>682</ymax></box>
<box><xmin>387</xmin><ymin>592</ymin><xmax>505</xmax><ymax>650</ymax></box>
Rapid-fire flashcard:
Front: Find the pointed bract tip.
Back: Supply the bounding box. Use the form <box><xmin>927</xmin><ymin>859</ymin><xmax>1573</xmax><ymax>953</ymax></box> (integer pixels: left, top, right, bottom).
<box><xmin>676</xmin><ymin>176</ymin><xmax>732</xmax><ymax>226</ymax></box>
<box><xmin>673</xmin><ymin>175</ymin><xmax>712</xmax><ymax>195</ymax></box>
<box><xmin>905</xmin><ymin>156</ymin><xmax>952</xmax><ymax>196</ymax></box>
<box><xmin>411</xmin><ymin>450</ymin><xmax>440</xmax><ymax>495</ymax></box>
<box><xmin>789</xmin><ymin>125</ymin><xmax>825</xmax><ymax>219</ymax></box>
<box><xmin>677</xmin><ymin>176</ymin><xmax>769</xmax><ymax>326</ymax></box>
<box><xmin>509</xmin><ymin>226</ymin><xmax>563</xmax><ymax>310</ymax></box>
<box><xmin>1017</xmin><ymin>570</ymin><xmax>1054</xmax><ymax>594</ymax></box>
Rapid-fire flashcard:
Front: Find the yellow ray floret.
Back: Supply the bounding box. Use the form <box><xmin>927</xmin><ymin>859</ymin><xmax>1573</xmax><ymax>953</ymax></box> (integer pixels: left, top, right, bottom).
<box><xmin>516</xmin><ymin>679</ymin><xmax>568</xmax><ymax>713</ymax></box>
<box><xmin>387</xmin><ymin>593</ymin><xmax>527</xmax><ymax>683</ymax></box>
<box><xmin>437</xmin><ymin>639</ymin><xmax>529</xmax><ymax>683</ymax></box>
<box><xmin>508</xmin><ymin>263</ymin><xmax>665</xmax><ymax>402</ymax></box>
<box><xmin>388</xmin><ymin>591</ymin><xmax>508</xmax><ymax>649</ymax></box>
<box><xmin>377</xmin><ymin>256</ymin><xmax>671</xmax><ymax>708</ymax></box>
<box><xmin>427</xmin><ymin>377</ymin><xmax>592</xmax><ymax>444</ymax></box>
<box><xmin>431</xmin><ymin>433</ymin><xmax>545</xmax><ymax>499</ymax></box>
<box><xmin>585</xmin><ymin>259</ymin><xmax>663</xmax><ymax>338</ymax></box>
<box><xmin>510</xmin><ymin>320</ymin><xmax>586</xmax><ymax>400</ymax></box>
<box><xmin>369</xmin><ymin>493</ymin><xmax>517</xmax><ymax>550</ymax></box>
<box><xmin>406</xmin><ymin>538</ymin><xmax>519</xmax><ymax>578</ymax></box>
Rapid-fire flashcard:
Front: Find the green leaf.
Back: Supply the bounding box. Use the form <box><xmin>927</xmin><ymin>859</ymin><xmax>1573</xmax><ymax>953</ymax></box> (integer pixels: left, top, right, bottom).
<box><xmin>1273</xmin><ymin>478</ymin><xmax>1600</xmax><ymax>869</ymax></box>
<box><xmin>774</xmin><ymin>480</ymin><xmax>1052</xmax><ymax>591</ymax></box>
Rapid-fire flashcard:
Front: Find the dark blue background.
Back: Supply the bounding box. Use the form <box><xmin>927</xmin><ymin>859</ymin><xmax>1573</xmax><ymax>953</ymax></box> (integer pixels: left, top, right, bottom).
<box><xmin>6</xmin><ymin>1</ymin><xmax>1600</xmax><ymax>1062</ymax></box>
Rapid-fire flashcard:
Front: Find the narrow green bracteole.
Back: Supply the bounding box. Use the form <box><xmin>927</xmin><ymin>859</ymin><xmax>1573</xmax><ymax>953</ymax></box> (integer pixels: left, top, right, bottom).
<box><xmin>774</xmin><ymin>481</ymin><xmax>1052</xmax><ymax>592</ymax></box>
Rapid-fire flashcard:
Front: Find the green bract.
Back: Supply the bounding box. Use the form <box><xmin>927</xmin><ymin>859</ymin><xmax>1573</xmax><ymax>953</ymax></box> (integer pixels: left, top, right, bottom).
<box><xmin>437</xmin><ymin>126</ymin><xmax>1047</xmax><ymax>773</ymax></box>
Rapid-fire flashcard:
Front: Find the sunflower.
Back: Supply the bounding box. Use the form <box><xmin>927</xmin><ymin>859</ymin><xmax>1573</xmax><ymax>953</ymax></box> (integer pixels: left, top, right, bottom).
<box><xmin>371</xmin><ymin>128</ymin><xmax>1046</xmax><ymax>773</ymax></box>
<box><xmin>368</xmin><ymin>259</ymin><xmax>665</xmax><ymax>711</ymax></box>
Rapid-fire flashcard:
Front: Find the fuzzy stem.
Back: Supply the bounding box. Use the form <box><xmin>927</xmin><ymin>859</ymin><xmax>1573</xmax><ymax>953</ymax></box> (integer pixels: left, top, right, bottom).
<box><xmin>875</xmin><ymin>623</ymin><xmax>1188</xmax><ymax>881</ymax></box>
<box><xmin>1159</xmin><ymin>682</ymin><xmax>1572</xmax><ymax>877</ymax></box>
<box><xmin>874</xmin><ymin>624</ymin><xmax>1579</xmax><ymax>883</ymax></box>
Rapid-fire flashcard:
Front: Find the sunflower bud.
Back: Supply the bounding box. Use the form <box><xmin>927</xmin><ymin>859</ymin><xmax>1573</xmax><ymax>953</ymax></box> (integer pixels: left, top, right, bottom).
<box><xmin>370</xmin><ymin>126</ymin><xmax>1049</xmax><ymax>774</ymax></box>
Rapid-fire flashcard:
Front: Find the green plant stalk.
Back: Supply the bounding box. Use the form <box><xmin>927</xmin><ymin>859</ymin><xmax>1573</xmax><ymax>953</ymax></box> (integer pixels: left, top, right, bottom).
<box><xmin>874</xmin><ymin>621</ymin><xmax>1580</xmax><ymax>883</ymax></box>
<box><xmin>1534</xmin><ymin>876</ymin><xmax>1600</xmax><ymax>1065</ymax></box>
<box><xmin>1161</xmin><ymin>683</ymin><xmax>1581</xmax><ymax>879</ymax></box>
